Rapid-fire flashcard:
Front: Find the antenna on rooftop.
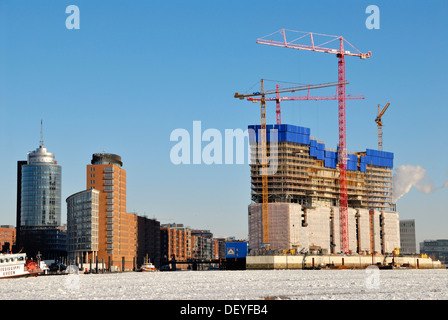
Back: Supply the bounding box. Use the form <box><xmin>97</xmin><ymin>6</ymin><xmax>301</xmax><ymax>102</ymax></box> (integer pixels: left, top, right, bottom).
<box><xmin>40</xmin><ymin>119</ymin><xmax>44</xmax><ymax>148</ymax></box>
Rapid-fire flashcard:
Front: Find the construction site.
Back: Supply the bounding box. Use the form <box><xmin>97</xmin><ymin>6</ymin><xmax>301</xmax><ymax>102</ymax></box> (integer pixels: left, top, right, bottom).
<box><xmin>235</xmin><ymin>29</ymin><xmax>442</xmax><ymax>269</ymax></box>
<box><xmin>247</xmin><ymin>124</ymin><xmax>397</xmax><ymax>255</ymax></box>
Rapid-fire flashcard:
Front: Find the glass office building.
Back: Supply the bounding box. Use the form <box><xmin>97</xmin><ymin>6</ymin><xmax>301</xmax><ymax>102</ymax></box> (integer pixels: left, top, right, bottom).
<box><xmin>17</xmin><ymin>143</ymin><xmax>64</xmax><ymax>259</ymax></box>
<box><xmin>66</xmin><ymin>189</ymin><xmax>99</xmax><ymax>263</ymax></box>
<box><xmin>21</xmin><ymin>145</ymin><xmax>62</xmax><ymax>227</ymax></box>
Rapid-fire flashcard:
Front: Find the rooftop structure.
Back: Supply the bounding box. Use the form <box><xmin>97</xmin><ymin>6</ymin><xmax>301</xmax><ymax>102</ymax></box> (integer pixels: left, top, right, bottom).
<box><xmin>91</xmin><ymin>153</ymin><xmax>123</xmax><ymax>168</ymax></box>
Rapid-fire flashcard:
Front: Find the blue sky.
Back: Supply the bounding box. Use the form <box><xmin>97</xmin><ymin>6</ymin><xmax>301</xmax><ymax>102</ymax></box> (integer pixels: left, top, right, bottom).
<box><xmin>0</xmin><ymin>0</ymin><xmax>447</xmax><ymax>246</ymax></box>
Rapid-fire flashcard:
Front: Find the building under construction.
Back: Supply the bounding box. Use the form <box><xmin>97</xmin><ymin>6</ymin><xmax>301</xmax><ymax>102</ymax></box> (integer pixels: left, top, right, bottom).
<box><xmin>248</xmin><ymin>123</ymin><xmax>400</xmax><ymax>255</ymax></box>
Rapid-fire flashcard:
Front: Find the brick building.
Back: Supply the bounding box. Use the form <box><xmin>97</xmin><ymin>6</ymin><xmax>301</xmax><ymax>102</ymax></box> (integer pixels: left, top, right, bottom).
<box><xmin>161</xmin><ymin>223</ymin><xmax>191</xmax><ymax>269</ymax></box>
<box><xmin>0</xmin><ymin>225</ymin><xmax>16</xmax><ymax>253</ymax></box>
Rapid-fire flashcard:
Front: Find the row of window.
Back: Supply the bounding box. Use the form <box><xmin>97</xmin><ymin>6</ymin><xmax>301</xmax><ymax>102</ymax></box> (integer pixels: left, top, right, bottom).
<box><xmin>0</xmin><ymin>256</ymin><xmax>24</xmax><ymax>264</ymax></box>
<box><xmin>89</xmin><ymin>166</ymin><xmax>115</xmax><ymax>172</ymax></box>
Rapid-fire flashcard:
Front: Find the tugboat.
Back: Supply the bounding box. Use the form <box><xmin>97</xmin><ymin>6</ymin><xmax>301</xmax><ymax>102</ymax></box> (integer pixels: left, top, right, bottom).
<box><xmin>138</xmin><ymin>255</ymin><xmax>158</xmax><ymax>272</ymax></box>
<box><xmin>0</xmin><ymin>253</ymin><xmax>43</xmax><ymax>279</ymax></box>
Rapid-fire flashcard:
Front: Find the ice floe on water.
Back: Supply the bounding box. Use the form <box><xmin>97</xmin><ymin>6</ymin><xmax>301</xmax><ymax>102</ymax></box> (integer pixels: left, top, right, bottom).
<box><xmin>1</xmin><ymin>269</ymin><xmax>448</xmax><ymax>300</ymax></box>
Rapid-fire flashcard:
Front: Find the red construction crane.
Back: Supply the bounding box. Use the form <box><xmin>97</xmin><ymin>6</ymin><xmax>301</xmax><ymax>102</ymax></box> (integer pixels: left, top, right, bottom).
<box><xmin>247</xmin><ymin>84</ymin><xmax>365</xmax><ymax>125</ymax></box>
<box><xmin>256</xmin><ymin>29</ymin><xmax>371</xmax><ymax>254</ymax></box>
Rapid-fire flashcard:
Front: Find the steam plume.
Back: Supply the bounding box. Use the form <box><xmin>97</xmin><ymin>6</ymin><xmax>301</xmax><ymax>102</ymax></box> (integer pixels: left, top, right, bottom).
<box><xmin>393</xmin><ymin>164</ymin><xmax>447</xmax><ymax>202</ymax></box>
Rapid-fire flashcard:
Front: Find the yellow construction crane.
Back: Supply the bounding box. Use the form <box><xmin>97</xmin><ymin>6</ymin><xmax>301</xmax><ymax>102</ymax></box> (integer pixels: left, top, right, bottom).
<box><xmin>235</xmin><ymin>80</ymin><xmax>344</xmax><ymax>250</ymax></box>
<box><xmin>375</xmin><ymin>102</ymin><xmax>390</xmax><ymax>151</ymax></box>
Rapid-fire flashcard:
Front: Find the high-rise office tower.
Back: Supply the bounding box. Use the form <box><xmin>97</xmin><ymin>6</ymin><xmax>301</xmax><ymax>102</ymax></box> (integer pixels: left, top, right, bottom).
<box><xmin>87</xmin><ymin>153</ymin><xmax>137</xmax><ymax>269</ymax></box>
<box><xmin>17</xmin><ymin>134</ymin><xmax>64</xmax><ymax>259</ymax></box>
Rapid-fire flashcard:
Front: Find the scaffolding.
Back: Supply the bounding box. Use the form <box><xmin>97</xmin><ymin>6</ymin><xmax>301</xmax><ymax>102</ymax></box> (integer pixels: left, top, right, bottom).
<box><xmin>249</xmin><ymin>140</ymin><xmax>394</xmax><ymax>212</ymax></box>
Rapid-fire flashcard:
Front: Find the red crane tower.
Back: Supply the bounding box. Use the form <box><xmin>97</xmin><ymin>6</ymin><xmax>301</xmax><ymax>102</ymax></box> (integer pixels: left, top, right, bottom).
<box><xmin>256</xmin><ymin>29</ymin><xmax>371</xmax><ymax>253</ymax></box>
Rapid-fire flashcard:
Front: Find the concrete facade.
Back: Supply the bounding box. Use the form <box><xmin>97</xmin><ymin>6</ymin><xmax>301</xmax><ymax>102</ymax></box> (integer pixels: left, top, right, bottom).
<box><xmin>246</xmin><ymin>254</ymin><xmax>444</xmax><ymax>269</ymax></box>
<box><xmin>249</xmin><ymin>203</ymin><xmax>400</xmax><ymax>255</ymax></box>
<box><xmin>248</xmin><ymin>203</ymin><xmax>303</xmax><ymax>251</ymax></box>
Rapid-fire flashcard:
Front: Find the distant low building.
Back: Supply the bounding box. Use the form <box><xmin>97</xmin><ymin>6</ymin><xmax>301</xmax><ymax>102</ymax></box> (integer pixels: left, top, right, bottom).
<box><xmin>136</xmin><ymin>216</ymin><xmax>161</xmax><ymax>268</ymax></box>
<box><xmin>420</xmin><ymin>240</ymin><xmax>448</xmax><ymax>264</ymax></box>
<box><xmin>400</xmin><ymin>219</ymin><xmax>416</xmax><ymax>254</ymax></box>
<box><xmin>191</xmin><ymin>229</ymin><xmax>213</xmax><ymax>260</ymax></box>
<box><xmin>213</xmin><ymin>238</ymin><xmax>226</xmax><ymax>259</ymax></box>
<box><xmin>0</xmin><ymin>225</ymin><xmax>16</xmax><ymax>253</ymax></box>
<box><xmin>160</xmin><ymin>223</ymin><xmax>192</xmax><ymax>269</ymax></box>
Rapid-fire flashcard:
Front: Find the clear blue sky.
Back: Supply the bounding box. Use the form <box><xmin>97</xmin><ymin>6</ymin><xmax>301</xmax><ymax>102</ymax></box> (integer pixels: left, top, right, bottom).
<box><xmin>0</xmin><ymin>0</ymin><xmax>447</xmax><ymax>247</ymax></box>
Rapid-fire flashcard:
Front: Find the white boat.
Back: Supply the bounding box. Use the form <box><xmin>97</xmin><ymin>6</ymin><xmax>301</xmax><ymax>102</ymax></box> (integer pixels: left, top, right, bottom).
<box><xmin>139</xmin><ymin>255</ymin><xmax>158</xmax><ymax>272</ymax></box>
<box><xmin>0</xmin><ymin>253</ymin><xmax>43</xmax><ymax>279</ymax></box>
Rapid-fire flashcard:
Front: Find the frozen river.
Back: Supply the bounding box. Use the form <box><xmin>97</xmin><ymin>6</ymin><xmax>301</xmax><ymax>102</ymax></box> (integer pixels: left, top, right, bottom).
<box><xmin>1</xmin><ymin>268</ymin><xmax>448</xmax><ymax>300</ymax></box>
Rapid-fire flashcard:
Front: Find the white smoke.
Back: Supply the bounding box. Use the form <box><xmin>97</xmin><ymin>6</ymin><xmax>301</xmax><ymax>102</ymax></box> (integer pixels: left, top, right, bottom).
<box><xmin>393</xmin><ymin>164</ymin><xmax>448</xmax><ymax>202</ymax></box>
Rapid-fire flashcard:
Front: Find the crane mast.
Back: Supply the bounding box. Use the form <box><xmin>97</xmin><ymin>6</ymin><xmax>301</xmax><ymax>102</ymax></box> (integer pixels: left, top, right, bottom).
<box><xmin>337</xmin><ymin>40</ymin><xmax>349</xmax><ymax>253</ymax></box>
<box><xmin>275</xmin><ymin>85</ymin><xmax>281</xmax><ymax>125</ymax></box>
<box><xmin>375</xmin><ymin>102</ymin><xmax>390</xmax><ymax>151</ymax></box>
<box><xmin>259</xmin><ymin>79</ymin><xmax>269</xmax><ymax>248</ymax></box>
